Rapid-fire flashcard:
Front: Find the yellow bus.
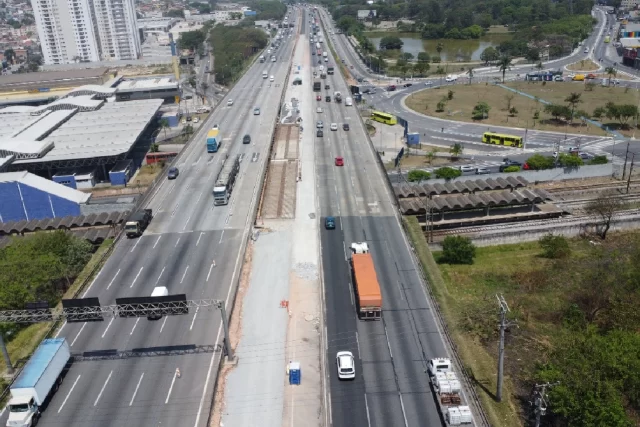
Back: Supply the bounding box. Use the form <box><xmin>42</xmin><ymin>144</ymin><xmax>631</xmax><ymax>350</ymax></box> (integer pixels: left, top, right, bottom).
<box><xmin>370</xmin><ymin>111</ymin><xmax>398</xmax><ymax>125</ymax></box>
<box><xmin>482</xmin><ymin>132</ymin><xmax>523</xmax><ymax>148</ymax></box>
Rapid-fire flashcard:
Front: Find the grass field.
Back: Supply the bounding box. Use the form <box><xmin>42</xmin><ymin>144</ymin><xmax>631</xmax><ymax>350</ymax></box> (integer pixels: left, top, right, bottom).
<box><xmin>405</xmin><ymin>81</ymin><xmax>640</xmax><ymax>137</ymax></box>
<box><xmin>403</xmin><ymin>217</ymin><xmax>638</xmax><ymax>426</ymax></box>
<box><xmin>565</xmin><ymin>59</ymin><xmax>600</xmax><ymax>72</ymax></box>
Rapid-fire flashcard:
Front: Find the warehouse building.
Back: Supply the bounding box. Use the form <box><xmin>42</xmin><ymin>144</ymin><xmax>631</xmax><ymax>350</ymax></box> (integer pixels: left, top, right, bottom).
<box><xmin>0</xmin><ymin>68</ymin><xmax>112</xmax><ymax>93</ymax></box>
<box><xmin>0</xmin><ymin>171</ymin><xmax>91</xmax><ymax>222</ymax></box>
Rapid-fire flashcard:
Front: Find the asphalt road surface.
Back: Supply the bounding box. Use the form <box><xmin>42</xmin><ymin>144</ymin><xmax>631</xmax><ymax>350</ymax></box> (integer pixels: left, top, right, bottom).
<box><xmin>310</xmin><ymin>8</ymin><xmax>471</xmax><ymax>427</ymax></box>
<box><xmin>22</xmin><ymin>22</ymin><xmax>297</xmax><ymax>427</ymax></box>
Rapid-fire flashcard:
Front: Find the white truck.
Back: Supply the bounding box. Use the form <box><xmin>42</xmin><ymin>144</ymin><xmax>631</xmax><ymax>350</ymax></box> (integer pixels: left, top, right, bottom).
<box><xmin>7</xmin><ymin>338</ymin><xmax>71</xmax><ymax>427</ymax></box>
<box><xmin>427</xmin><ymin>358</ymin><xmax>475</xmax><ymax>426</ymax></box>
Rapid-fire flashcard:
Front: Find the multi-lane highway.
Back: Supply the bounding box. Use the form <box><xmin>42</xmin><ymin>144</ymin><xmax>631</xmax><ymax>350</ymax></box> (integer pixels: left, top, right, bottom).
<box><xmin>30</xmin><ymin>22</ymin><xmax>296</xmax><ymax>427</ymax></box>
<box><xmin>309</xmin><ymin>8</ymin><xmax>478</xmax><ymax>427</ymax></box>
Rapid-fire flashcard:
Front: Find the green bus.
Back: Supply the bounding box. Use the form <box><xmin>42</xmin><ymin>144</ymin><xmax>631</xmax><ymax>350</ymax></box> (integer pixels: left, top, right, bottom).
<box><xmin>370</xmin><ymin>111</ymin><xmax>398</xmax><ymax>125</ymax></box>
<box><xmin>482</xmin><ymin>132</ymin><xmax>523</xmax><ymax>148</ymax></box>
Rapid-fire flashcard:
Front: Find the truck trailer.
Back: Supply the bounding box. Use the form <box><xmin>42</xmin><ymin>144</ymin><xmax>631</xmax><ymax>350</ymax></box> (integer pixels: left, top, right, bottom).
<box><xmin>125</xmin><ymin>209</ymin><xmax>152</xmax><ymax>238</ymax></box>
<box><xmin>350</xmin><ymin>243</ymin><xmax>382</xmax><ymax>320</ymax></box>
<box><xmin>207</xmin><ymin>125</ymin><xmax>222</xmax><ymax>152</ymax></box>
<box><xmin>6</xmin><ymin>338</ymin><xmax>71</xmax><ymax>427</ymax></box>
<box><xmin>428</xmin><ymin>358</ymin><xmax>475</xmax><ymax>426</ymax></box>
<box><xmin>213</xmin><ymin>154</ymin><xmax>241</xmax><ymax>205</ymax></box>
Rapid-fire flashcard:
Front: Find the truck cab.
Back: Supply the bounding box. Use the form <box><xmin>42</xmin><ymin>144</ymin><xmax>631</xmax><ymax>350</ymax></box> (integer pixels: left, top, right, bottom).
<box><xmin>7</xmin><ymin>396</ymin><xmax>39</xmax><ymax>427</ymax></box>
<box><xmin>125</xmin><ymin>209</ymin><xmax>152</xmax><ymax>238</ymax></box>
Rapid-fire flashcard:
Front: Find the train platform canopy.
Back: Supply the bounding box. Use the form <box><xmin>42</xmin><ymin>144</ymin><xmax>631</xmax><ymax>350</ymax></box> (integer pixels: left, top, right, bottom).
<box><xmin>399</xmin><ymin>188</ymin><xmax>552</xmax><ymax>215</ymax></box>
<box><xmin>0</xmin><ymin>97</ymin><xmax>163</xmax><ymax>165</ymax></box>
<box><xmin>394</xmin><ymin>176</ymin><xmax>529</xmax><ymax>198</ymax></box>
<box><xmin>116</xmin><ymin>77</ymin><xmax>178</xmax><ymax>93</ymax></box>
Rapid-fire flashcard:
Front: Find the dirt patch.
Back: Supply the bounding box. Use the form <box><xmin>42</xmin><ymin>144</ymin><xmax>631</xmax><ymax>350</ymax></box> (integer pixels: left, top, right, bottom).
<box><xmin>209</xmin><ymin>240</ymin><xmax>255</xmax><ymax>427</ymax></box>
<box><xmin>566</xmin><ymin>59</ymin><xmax>600</xmax><ymax>72</ymax></box>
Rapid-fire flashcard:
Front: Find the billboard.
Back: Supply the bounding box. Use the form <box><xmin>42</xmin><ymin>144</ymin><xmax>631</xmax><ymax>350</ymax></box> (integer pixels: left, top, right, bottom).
<box><xmin>357</xmin><ymin>10</ymin><xmax>377</xmax><ymax>19</ymax></box>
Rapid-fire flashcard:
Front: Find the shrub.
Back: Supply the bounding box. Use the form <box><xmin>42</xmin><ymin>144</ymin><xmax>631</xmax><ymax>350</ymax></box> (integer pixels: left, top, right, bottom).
<box><xmin>557</xmin><ymin>153</ymin><xmax>584</xmax><ymax>167</ymax></box>
<box><xmin>589</xmin><ymin>155</ymin><xmax>609</xmax><ymax>165</ymax></box>
<box><xmin>539</xmin><ymin>233</ymin><xmax>571</xmax><ymax>259</ymax></box>
<box><xmin>440</xmin><ymin>235</ymin><xmax>476</xmax><ymax>264</ymax></box>
<box><xmin>434</xmin><ymin>167</ymin><xmax>462</xmax><ymax>179</ymax></box>
<box><xmin>503</xmin><ymin>165</ymin><xmax>520</xmax><ymax>172</ymax></box>
<box><xmin>526</xmin><ymin>154</ymin><xmax>555</xmax><ymax>170</ymax></box>
<box><xmin>408</xmin><ymin>170</ymin><xmax>431</xmax><ymax>182</ymax></box>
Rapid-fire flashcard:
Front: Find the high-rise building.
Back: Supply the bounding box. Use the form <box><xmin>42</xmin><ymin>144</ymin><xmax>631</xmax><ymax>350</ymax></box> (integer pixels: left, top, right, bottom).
<box><xmin>31</xmin><ymin>0</ymin><xmax>140</xmax><ymax>65</ymax></box>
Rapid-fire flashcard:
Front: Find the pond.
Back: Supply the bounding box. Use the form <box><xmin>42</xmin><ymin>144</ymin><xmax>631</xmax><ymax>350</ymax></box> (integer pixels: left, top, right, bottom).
<box><xmin>367</xmin><ymin>32</ymin><xmax>513</xmax><ymax>62</ymax></box>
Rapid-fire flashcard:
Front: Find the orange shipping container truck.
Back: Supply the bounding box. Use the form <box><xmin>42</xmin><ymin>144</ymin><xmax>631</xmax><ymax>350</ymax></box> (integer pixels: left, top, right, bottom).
<box><xmin>350</xmin><ymin>243</ymin><xmax>382</xmax><ymax>320</ymax></box>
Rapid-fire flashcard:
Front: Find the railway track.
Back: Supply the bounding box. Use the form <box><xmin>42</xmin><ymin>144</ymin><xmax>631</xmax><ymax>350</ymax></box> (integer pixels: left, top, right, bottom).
<box><xmin>545</xmin><ymin>180</ymin><xmax>640</xmax><ymax>194</ymax></box>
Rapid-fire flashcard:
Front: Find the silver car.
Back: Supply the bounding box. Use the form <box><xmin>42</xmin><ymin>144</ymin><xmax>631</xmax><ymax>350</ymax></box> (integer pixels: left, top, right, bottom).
<box><xmin>475</xmin><ymin>167</ymin><xmax>491</xmax><ymax>175</ymax></box>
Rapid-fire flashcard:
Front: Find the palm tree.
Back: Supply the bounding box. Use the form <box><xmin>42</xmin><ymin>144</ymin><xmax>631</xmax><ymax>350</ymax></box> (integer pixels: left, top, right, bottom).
<box><xmin>450</xmin><ymin>143</ymin><xmax>463</xmax><ymax>159</ymax></box>
<box><xmin>605</xmin><ymin>66</ymin><xmax>617</xmax><ymax>86</ymax></box>
<box><xmin>535</xmin><ymin>62</ymin><xmax>543</xmax><ymax>72</ymax></box>
<box><xmin>565</xmin><ymin>92</ymin><xmax>582</xmax><ymax>122</ymax></box>
<box><xmin>159</xmin><ymin>118</ymin><xmax>170</xmax><ymax>139</ymax></box>
<box><xmin>498</xmin><ymin>56</ymin><xmax>512</xmax><ymax>83</ymax></box>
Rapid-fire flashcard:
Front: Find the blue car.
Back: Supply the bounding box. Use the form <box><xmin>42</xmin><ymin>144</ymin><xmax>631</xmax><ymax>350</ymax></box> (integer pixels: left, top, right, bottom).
<box><xmin>325</xmin><ymin>216</ymin><xmax>335</xmax><ymax>229</ymax></box>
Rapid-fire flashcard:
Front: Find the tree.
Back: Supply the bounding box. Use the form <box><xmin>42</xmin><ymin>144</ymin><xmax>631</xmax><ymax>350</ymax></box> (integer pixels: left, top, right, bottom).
<box><xmin>150</xmin><ymin>142</ymin><xmax>160</xmax><ymax>153</ymax></box>
<box><xmin>401</xmin><ymin>52</ymin><xmax>414</xmax><ymax>61</ymax></box>
<box><xmin>159</xmin><ymin>119</ymin><xmax>170</xmax><ymax>139</ymax></box>
<box><xmin>165</xmin><ymin>9</ymin><xmax>185</xmax><ymax>18</ymax></box>
<box><xmin>565</xmin><ymin>92</ymin><xmax>582</xmax><ymax>122</ymax></box>
<box><xmin>593</xmin><ymin>106</ymin><xmax>606</xmax><ymax>119</ymax></box>
<box><xmin>450</xmin><ymin>143</ymin><xmax>463</xmax><ymax>159</ymax></box>
<box><xmin>447</xmin><ymin>90</ymin><xmax>454</xmax><ymax>100</ymax></box>
<box><xmin>440</xmin><ymin>235</ymin><xmax>476</xmax><ymax>264</ymax></box>
<box><xmin>179</xmin><ymin>30</ymin><xmax>206</xmax><ymax>51</ymax></box>
<box><xmin>436</xmin><ymin>42</ymin><xmax>444</xmax><ymax>55</ymax></box>
<box><xmin>525</xmin><ymin>47</ymin><xmax>540</xmax><ymax>62</ymax></box>
<box><xmin>538</xmin><ymin>234</ymin><xmax>571</xmax><ymax>259</ymax></box>
<box><xmin>605</xmin><ymin>103</ymin><xmax>638</xmax><ymax>127</ymax></box>
<box><xmin>379</xmin><ymin>36</ymin><xmax>403</xmax><ymax>50</ymax></box>
<box><xmin>472</xmin><ymin>101</ymin><xmax>490</xmax><ymax>120</ymax></box>
<box><xmin>480</xmin><ymin>46</ymin><xmax>498</xmax><ymax>65</ymax></box>
<box><xmin>417</xmin><ymin>52</ymin><xmax>431</xmax><ymax>63</ymax></box>
<box><xmin>584</xmin><ymin>193</ymin><xmax>627</xmax><ymax>240</ymax></box>
<box><xmin>504</xmin><ymin>93</ymin><xmax>515</xmax><ymax>112</ymax></box>
<box><xmin>467</xmin><ymin>67</ymin><xmax>474</xmax><ymax>85</ymax></box>
<box><xmin>425</xmin><ymin>149</ymin><xmax>437</xmax><ymax>164</ymax></box>
<box><xmin>509</xmin><ymin>106</ymin><xmax>518</xmax><ymax>117</ymax></box>
<box><xmin>434</xmin><ymin>167</ymin><xmax>461</xmax><ymax>179</ymax></box>
<box><xmin>557</xmin><ymin>153</ymin><xmax>584</xmax><ymax>167</ymax></box>
<box><xmin>498</xmin><ymin>56</ymin><xmax>512</xmax><ymax>83</ymax></box>
<box><xmin>436</xmin><ymin>97</ymin><xmax>447</xmax><ymax>112</ymax></box>
<box><xmin>535</xmin><ymin>61</ymin><xmax>544</xmax><ymax>72</ymax></box>
<box><xmin>544</xmin><ymin>104</ymin><xmax>572</xmax><ymax>121</ymax></box>
<box><xmin>526</xmin><ymin>154</ymin><xmax>555</xmax><ymax>170</ymax></box>
<box><xmin>336</xmin><ymin>16</ymin><xmax>358</xmax><ymax>33</ymax></box>
<box><xmin>26</xmin><ymin>61</ymin><xmax>39</xmax><ymax>72</ymax></box>
<box><xmin>589</xmin><ymin>155</ymin><xmax>609</xmax><ymax>165</ymax></box>
<box><xmin>408</xmin><ymin>170</ymin><xmax>431</xmax><ymax>182</ymax></box>
<box><xmin>605</xmin><ymin>66</ymin><xmax>617</xmax><ymax>86</ymax></box>
<box><xmin>3</xmin><ymin>48</ymin><xmax>15</xmax><ymax>64</ymax></box>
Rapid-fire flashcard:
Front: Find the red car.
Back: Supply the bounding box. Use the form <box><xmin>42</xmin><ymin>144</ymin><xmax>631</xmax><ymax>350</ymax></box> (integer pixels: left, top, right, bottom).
<box><xmin>316</xmin><ymin>95</ymin><xmax>321</xmax><ymax>101</ymax></box>
<box><xmin>335</xmin><ymin>157</ymin><xmax>344</xmax><ymax>166</ymax></box>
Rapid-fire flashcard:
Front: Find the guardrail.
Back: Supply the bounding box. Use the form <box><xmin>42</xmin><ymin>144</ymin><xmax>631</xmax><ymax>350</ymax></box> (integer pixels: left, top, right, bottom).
<box><xmin>319</xmin><ymin>9</ymin><xmax>492</xmax><ymax>427</ymax></box>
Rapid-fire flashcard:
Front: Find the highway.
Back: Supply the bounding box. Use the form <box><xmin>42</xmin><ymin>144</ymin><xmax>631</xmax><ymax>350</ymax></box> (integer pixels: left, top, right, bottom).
<box><xmin>30</xmin><ymin>19</ymin><xmax>297</xmax><ymax>427</ymax></box>
<box><xmin>310</xmin><ymin>9</ymin><xmax>472</xmax><ymax>427</ymax></box>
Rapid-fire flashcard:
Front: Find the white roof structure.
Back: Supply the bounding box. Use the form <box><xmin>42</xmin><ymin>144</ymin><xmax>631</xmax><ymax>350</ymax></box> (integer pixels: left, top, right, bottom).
<box><xmin>116</xmin><ymin>77</ymin><xmax>178</xmax><ymax>92</ymax></box>
<box><xmin>0</xmin><ymin>171</ymin><xmax>90</xmax><ymax>204</ymax></box>
<box><xmin>0</xmin><ymin>97</ymin><xmax>163</xmax><ymax>163</ymax></box>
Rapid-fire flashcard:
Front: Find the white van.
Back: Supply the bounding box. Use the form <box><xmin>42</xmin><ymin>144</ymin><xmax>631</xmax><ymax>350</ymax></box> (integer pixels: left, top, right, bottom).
<box><xmin>345</xmin><ymin>97</ymin><xmax>353</xmax><ymax>106</ymax></box>
<box><xmin>262</xmin><ymin>71</ymin><xmax>268</xmax><ymax>79</ymax></box>
<box><xmin>148</xmin><ymin>286</ymin><xmax>169</xmax><ymax>320</ymax></box>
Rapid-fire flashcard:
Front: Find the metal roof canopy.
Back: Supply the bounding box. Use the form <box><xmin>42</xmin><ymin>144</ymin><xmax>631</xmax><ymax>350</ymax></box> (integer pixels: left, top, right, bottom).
<box><xmin>394</xmin><ymin>176</ymin><xmax>529</xmax><ymax>198</ymax></box>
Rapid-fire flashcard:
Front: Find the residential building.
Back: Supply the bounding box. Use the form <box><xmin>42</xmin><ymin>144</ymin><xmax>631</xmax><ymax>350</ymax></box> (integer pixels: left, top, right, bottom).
<box><xmin>30</xmin><ymin>0</ymin><xmax>140</xmax><ymax>65</ymax></box>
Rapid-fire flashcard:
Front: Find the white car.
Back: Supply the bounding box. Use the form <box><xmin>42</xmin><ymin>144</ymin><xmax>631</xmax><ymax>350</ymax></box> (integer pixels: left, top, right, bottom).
<box><xmin>193</xmin><ymin>117</ymin><xmax>200</xmax><ymax>123</ymax></box>
<box><xmin>336</xmin><ymin>351</ymin><xmax>355</xmax><ymax>380</ymax></box>
<box><xmin>459</xmin><ymin>165</ymin><xmax>475</xmax><ymax>173</ymax></box>
<box><xmin>253</xmin><ymin>107</ymin><xmax>260</xmax><ymax>115</ymax></box>
<box><xmin>317</xmin><ymin>107</ymin><xmax>323</xmax><ymax>113</ymax></box>
<box><xmin>583</xmin><ymin>47</ymin><xmax>589</xmax><ymax>53</ymax></box>
<box><xmin>330</xmin><ymin>123</ymin><xmax>338</xmax><ymax>131</ymax></box>
<box><xmin>227</xmin><ymin>99</ymin><xmax>233</xmax><ymax>106</ymax></box>
<box><xmin>270</xmin><ymin>75</ymin><xmax>274</xmax><ymax>82</ymax></box>
<box><xmin>445</xmin><ymin>75</ymin><xmax>458</xmax><ymax>82</ymax></box>
<box><xmin>425</xmin><ymin>81</ymin><xmax>433</xmax><ymax>86</ymax></box>
<box><xmin>316</xmin><ymin>120</ymin><xmax>324</xmax><ymax>129</ymax></box>
<box><xmin>196</xmin><ymin>106</ymin><xmax>211</xmax><ymax>113</ymax></box>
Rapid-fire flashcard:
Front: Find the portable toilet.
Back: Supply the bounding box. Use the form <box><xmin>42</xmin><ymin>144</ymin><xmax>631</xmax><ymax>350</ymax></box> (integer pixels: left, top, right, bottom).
<box><xmin>288</xmin><ymin>362</ymin><xmax>301</xmax><ymax>385</ymax></box>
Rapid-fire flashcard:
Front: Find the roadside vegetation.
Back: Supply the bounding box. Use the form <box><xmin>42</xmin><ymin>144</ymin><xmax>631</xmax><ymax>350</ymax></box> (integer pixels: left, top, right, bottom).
<box><xmin>404</xmin><ymin>213</ymin><xmax>640</xmax><ymax>427</ymax></box>
<box><xmin>208</xmin><ymin>24</ymin><xmax>268</xmax><ymax>85</ymax></box>
<box><xmin>0</xmin><ymin>233</ymin><xmax>110</xmax><ymax>377</ymax></box>
<box><xmin>406</xmin><ymin>82</ymin><xmax>640</xmax><ymax>137</ymax></box>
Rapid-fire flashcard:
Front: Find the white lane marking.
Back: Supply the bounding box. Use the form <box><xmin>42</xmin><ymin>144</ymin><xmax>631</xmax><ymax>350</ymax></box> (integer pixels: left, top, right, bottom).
<box><xmin>218</xmin><ymin>229</ymin><xmax>225</xmax><ymax>244</ymax></box>
<box><xmin>165</xmin><ymin>369</ymin><xmax>178</xmax><ymax>404</ymax></box>
<box><xmin>189</xmin><ymin>307</ymin><xmax>199</xmax><ymax>331</ymax></box>
<box><xmin>206</xmin><ymin>263</ymin><xmax>214</xmax><ymax>282</ymax></box>
<box><xmin>93</xmin><ymin>370</ymin><xmax>113</xmax><ymax>406</ymax></box>
<box><xmin>160</xmin><ymin>316</ymin><xmax>168</xmax><ymax>334</ymax></box>
<box><xmin>106</xmin><ymin>269</ymin><xmax>121</xmax><ymax>290</ymax></box>
<box><xmin>155</xmin><ymin>267</ymin><xmax>166</xmax><ymax>285</ymax></box>
<box><xmin>58</xmin><ymin>375</ymin><xmax>81</xmax><ymax>413</ymax></box>
<box><xmin>196</xmin><ymin>232</ymin><xmax>204</xmax><ymax>246</ymax></box>
<box><xmin>81</xmin><ymin>269</ymin><xmax>101</xmax><ymax>298</ymax></box>
<box><xmin>171</xmin><ymin>203</ymin><xmax>179</xmax><ymax>217</ymax></box>
<box><xmin>129</xmin><ymin>373</ymin><xmax>144</xmax><ymax>406</ymax></box>
<box><xmin>183</xmin><ymin>213</ymin><xmax>193</xmax><ymax>231</ymax></box>
<box><xmin>54</xmin><ymin>321</ymin><xmax>66</xmax><ymax>338</ymax></box>
<box><xmin>130</xmin><ymin>238</ymin><xmax>141</xmax><ymax>253</ymax></box>
<box><xmin>101</xmin><ymin>318</ymin><xmax>114</xmax><ymax>338</ymax></box>
<box><xmin>364</xmin><ymin>393</ymin><xmax>372</xmax><ymax>427</ymax></box>
<box><xmin>130</xmin><ymin>318</ymin><xmax>140</xmax><ymax>335</ymax></box>
<box><xmin>130</xmin><ymin>267</ymin><xmax>144</xmax><ymax>288</ymax></box>
<box><xmin>180</xmin><ymin>265</ymin><xmax>189</xmax><ymax>284</ymax></box>
<box><xmin>70</xmin><ymin>323</ymin><xmax>86</xmax><ymax>347</ymax></box>
<box><xmin>196</xmin><ymin>191</ymin><xmax>203</xmax><ymax>204</ymax></box>
<box><xmin>153</xmin><ymin>235</ymin><xmax>162</xmax><ymax>249</ymax></box>
<box><xmin>175</xmin><ymin>237</ymin><xmax>181</xmax><ymax>247</ymax></box>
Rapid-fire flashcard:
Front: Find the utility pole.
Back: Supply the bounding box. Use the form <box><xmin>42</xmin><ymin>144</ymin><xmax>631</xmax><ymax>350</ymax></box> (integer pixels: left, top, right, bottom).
<box><xmin>530</xmin><ymin>382</ymin><xmax>559</xmax><ymax>427</ymax></box>
<box><xmin>622</xmin><ymin>140</ymin><xmax>630</xmax><ymax>180</ymax></box>
<box><xmin>627</xmin><ymin>152</ymin><xmax>635</xmax><ymax>194</ymax></box>
<box><xmin>496</xmin><ymin>294</ymin><xmax>517</xmax><ymax>402</ymax></box>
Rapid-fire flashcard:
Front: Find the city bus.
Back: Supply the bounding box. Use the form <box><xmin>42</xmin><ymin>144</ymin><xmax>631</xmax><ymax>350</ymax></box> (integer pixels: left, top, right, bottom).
<box><xmin>370</xmin><ymin>111</ymin><xmax>398</xmax><ymax>125</ymax></box>
<box><xmin>482</xmin><ymin>132</ymin><xmax>523</xmax><ymax>148</ymax></box>
<box><xmin>604</xmin><ymin>35</ymin><xmax>610</xmax><ymax>43</ymax></box>
<box><xmin>145</xmin><ymin>152</ymin><xmax>178</xmax><ymax>165</ymax></box>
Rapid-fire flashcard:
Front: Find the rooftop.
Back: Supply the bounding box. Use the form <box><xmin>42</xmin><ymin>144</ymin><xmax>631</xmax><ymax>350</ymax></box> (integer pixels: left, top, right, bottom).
<box><xmin>0</xmin><ymin>68</ymin><xmax>110</xmax><ymax>90</ymax></box>
<box><xmin>116</xmin><ymin>77</ymin><xmax>178</xmax><ymax>92</ymax></box>
<box><xmin>0</xmin><ymin>171</ymin><xmax>91</xmax><ymax>204</ymax></box>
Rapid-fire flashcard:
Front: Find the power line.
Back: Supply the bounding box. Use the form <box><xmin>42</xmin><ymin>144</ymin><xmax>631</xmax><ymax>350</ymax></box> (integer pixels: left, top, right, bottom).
<box><xmin>530</xmin><ymin>382</ymin><xmax>560</xmax><ymax>427</ymax></box>
<box><xmin>496</xmin><ymin>294</ymin><xmax>517</xmax><ymax>402</ymax></box>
